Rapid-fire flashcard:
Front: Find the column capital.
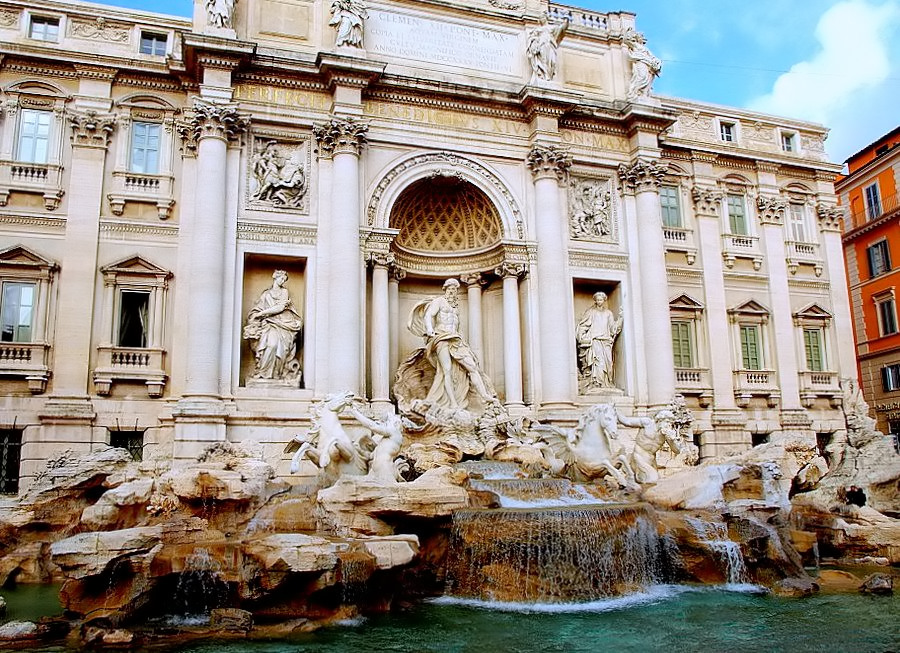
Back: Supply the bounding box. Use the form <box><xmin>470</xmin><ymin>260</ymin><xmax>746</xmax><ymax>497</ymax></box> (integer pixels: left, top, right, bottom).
<box><xmin>68</xmin><ymin>110</ymin><xmax>115</xmax><ymax>149</ymax></box>
<box><xmin>690</xmin><ymin>185</ymin><xmax>723</xmax><ymax>216</ymax></box>
<box><xmin>313</xmin><ymin>117</ymin><xmax>369</xmax><ymax>158</ymax></box>
<box><xmin>494</xmin><ymin>262</ymin><xmax>527</xmax><ymax>279</ymax></box>
<box><xmin>388</xmin><ymin>264</ymin><xmax>406</xmax><ymax>282</ymax></box>
<box><xmin>526</xmin><ymin>143</ymin><xmax>572</xmax><ymax>182</ymax></box>
<box><xmin>460</xmin><ymin>272</ymin><xmax>487</xmax><ymax>287</ymax></box>
<box><xmin>816</xmin><ymin>203</ymin><xmax>844</xmax><ymax>232</ymax></box>
<box><xmin>366</xmin><ymin>251</ymin><xmax>395</xmax><ymax>268</ymax></box>
<box><xmin>757</xmin><ymin>195</ymin><xmax>786</xmax><ymax>226</ymax></box>
<box><xmin>186</xmin><ymin>99</ymin><xmax>249</xmax><ymax>144</ymax></box>
<box><xmin>618</xmin><ymin>158</ymin><xmax>666</xmax><ymax>194</ymax></box>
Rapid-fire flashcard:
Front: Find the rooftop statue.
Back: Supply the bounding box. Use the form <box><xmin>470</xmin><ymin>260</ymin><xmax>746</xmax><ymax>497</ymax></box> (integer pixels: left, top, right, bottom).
<box><xmin>624</xmin><ymin>28</ymin><xmax>661</xmax><ymax>101</ymax></box>
<box><xmin>206</xmin><ymin>0</ymin><xmax>236</xmax><ymax>29</ymax></box>
<box><xmin>526</xmin><ymin>15</ymin><xmax>568</xmax><ymax>82</ymax></box>
<box><xmin>330</xmin><ymin>0</ymin><xmax>368</xmax><ymax>48</ymax></box>
<box><xmin>576</xmin><ymin>291</ymin><xmax>623</xmax><ymax>393</ymax></box>
<box><xmin>242</xmin><ymin>270</ymin><xmax>303</xmax><ymax>384</ymax></box>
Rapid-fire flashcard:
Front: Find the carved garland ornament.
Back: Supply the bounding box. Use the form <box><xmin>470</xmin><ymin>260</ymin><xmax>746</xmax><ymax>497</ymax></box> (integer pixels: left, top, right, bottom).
<box><xmin>366</xmin><ymin>152</ymin><xmax>525</xmax><ymax>239</ymax></box>
<box><xmin>69</xmin><ymin>17</ymin><xmax>131</xmax><ymax>42</ymax></box>
<box><xmin>0</xmin><ymin>8</ymin><xmax>20</xmax><ymax>26</ymax></box>
<box><xmin>69</xmin><ymin>110</ymin><xmax>116</xmax><ymax>149</ymax></box>
<box><xmin>313</xmin><ymin>117</ymin><xmax>368</xmax><ymax>157</ymax></box>
<box><xmin>618</xmin><ymin>158</ymin><xmax>667</xmax><ymax>193</ymax></box>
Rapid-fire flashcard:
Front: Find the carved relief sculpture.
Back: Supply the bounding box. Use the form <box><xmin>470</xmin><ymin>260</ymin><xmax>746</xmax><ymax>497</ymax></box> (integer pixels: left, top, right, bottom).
<box><xmin>570</xmin><ymin>178</ymin><xmax>612</xmax><ymax>240</ymax></box>
<box><xmin>394</xmin><ymin>278</ymin><xmax>497</xmax><ymax>418</ymax></box>
<box><xmin>330</xmin><ymin>0</ymin><xmax>368</xmax><ymax>48</ymax></box>
<box><xmin>249</xmin><ymin>140</ymin><xmax>308</xmax><ymax>208</ymax></box>
<box><xmin>242</xmin><ymin>270</ymin><xmax>303</xmax><ymax>384</ymax></box>
<box><xmin>525</xmin><ymin>15</ymin><xmax>568</xmax><ymax>82</ymax></box>
<box><xmin>624</xmin><ymin>28</ymin><xmax>661</xmax><ymax>101</ymax></box>
<box><xmin>206</xmin><ymin>0</ymin><xmax>236</xmax><ymax>28</ymax></box>
<box><xmin>576</xmin><ymin>291</ymin><xmax>623</xmax><ymax>392</ymax></box>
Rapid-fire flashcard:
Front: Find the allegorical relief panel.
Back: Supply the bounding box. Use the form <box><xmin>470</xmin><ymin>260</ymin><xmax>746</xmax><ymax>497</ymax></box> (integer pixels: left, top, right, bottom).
<box><xmin>569</xmin><ymin>177</ymin><xmax>616</xmax><ymax>243</ymax></box>
<box><xmin>246</xmin><ymin>135</ymin><xmax>311</xmax><ymax>213</ymax></box>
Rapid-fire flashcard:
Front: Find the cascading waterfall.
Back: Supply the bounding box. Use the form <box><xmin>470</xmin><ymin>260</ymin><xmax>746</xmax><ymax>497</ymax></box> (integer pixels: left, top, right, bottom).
<box><xmin>686</xmin><ymin>517</ymin><xmax>749</xmax><ymax>584</ymax></box>
<box><xmin>468</xmin><ymin>478</ymin><xmax>604</xmax><ymax>508</ymax></box>
<box><xmin>172</xmin><ymin>549</ymin><xmax>229</xmax><ymax>618</ymax></box>
<box><xmin>446</xmin><ymin>503</ymin><xmax>669</xmax><ymax>602</ymax></box>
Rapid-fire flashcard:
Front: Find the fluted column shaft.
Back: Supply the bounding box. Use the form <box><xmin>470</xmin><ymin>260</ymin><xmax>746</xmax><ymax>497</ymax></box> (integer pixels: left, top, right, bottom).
<box><xmin>528</xmin><ymin>145</ymin><xmax>574</xmax><ymax>407</ymax></box>
<box><xmin>388</xmin><ymin>267</ymin><xmax>404</xmax><ymax>382</ymax></box>
<box><xmin>497</xmin><ymin>264</ymin><xmax>526</xmax><ymax>408</ymax></box>
<box><xmin>620</xmin><ymin>159</ymin><xmax>675</xmax><ymax>406</ymax></box>
<box><xmin>462</xmin><ymin>274</ymin><xmax>485</xmax><ymax>363</ymax></box>
<box><xmin>369</xmin><ymin>255</ymin><xmax>392</xmax><ymax>403</ymax></box>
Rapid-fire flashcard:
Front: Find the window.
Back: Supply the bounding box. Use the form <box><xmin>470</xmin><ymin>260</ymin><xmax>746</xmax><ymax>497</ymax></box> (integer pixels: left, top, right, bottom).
<box><xmin>118</xmin><ymin>290</ymin><xmax>150</xmax><ymax>348</ymax></box>
<box><xmin>876</xmin><ymin>295</ymin><xmax>898</xmax><ymax>336</ymax></box>
<box><xmin>864</xmin><ymin>183</ymin><xmax>882</xmax><ymax>220</ymax></box>
<box><xmin>17</xmin><ymin>109</ymin><xmax>52</xmax><ymax>164</ymax></box>
<box><xmin>803</xmin><ymin>328</ymin><xmax>824</xmax><ymax>372</ymax></box>
<box><xmin>671</xmin><ymin>321</ymin><xmax>694</xmax><ymax>368</ymax></box>
<box><xmin>130</xmin><ymin>122</ymin><xmax>161</xmax><ymax>174</ymax></box>
<box><xmin>867</xmin><ymin>240</ymin><xmax>891</xmax><ymax>278</ymax></box>
<box><xmin>139</xmin><ymin>32</ymin><xmax>167</xmax><ymax>56</ymax></box>
<box><xmin>109</xmin><ymin>430</ymin><xmax>144</xmax><ymax>461</ymax></box>
<box><xmin>781</xmin><ymin>132</ymin><xmax>796</xmax><ymax>152</ymax></box>
<box><xmin>788</xmin><ymin>202</ymin><xmax>810</xmax><ymax>242</ymax></box>
<box><xmin>720</xmin><ymin>122</ymin><xmax>736</xmax><ymax>142</ymax></box>
<box><xmin>659</xmin><ymin>185</ymin><xmax>682</xmax><ymax>228</ymax></box>
<box><xmin>1</xmin><ymin>282</ymin><xmax>35</xmax><ymax>343</ymax></box>
<box><xmin>726</xmin><ymin>194</ymin><xmax>748</xmax><ymax>235</ymax></box>
<box><xmin>0</xmin><ymin>430</ymin><xmax>22</xmax><ymax>494</ymax></box>
<box><xmin>28</xmin><ymin>16</ymin><xmax>60</xmax><ymax>42</ymax></box>
<box><xmin>740</xmin><ymin>325</ymin><xmax>762</xmax><ymax>370</ymax></box>
<box><xmin>883</xmin><ymin>363</ymin><xmax>900</xmax><ymax>392</ymax></box>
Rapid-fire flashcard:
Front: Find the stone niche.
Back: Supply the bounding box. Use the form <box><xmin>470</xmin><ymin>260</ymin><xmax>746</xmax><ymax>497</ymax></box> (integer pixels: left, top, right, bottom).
<box><xmin>240</xmin><ymin>254</ymin><xmax>306</xmax><ymax>388</ymax></box>
<box><xmin>573</xmin><ymin>278</ymin><xmax>625</xmax><ymax>396</ymax></box>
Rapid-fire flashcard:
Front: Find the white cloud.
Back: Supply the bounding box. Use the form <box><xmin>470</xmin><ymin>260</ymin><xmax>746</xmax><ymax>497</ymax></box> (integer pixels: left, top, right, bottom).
<box><xmin>748</xmin><ymin>0</ymin><xmax>900</xmax><ymax>161</ymax></box>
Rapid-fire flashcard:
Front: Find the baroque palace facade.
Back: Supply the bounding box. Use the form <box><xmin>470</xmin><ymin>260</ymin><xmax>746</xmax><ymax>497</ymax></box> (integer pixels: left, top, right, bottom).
<box><xmin>0</xmin><ymin>0</ymin><xmax>852</xmax><ymax>489</ymax></box>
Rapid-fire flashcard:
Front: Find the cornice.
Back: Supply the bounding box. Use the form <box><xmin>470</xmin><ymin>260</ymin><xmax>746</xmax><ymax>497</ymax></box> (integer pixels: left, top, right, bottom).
<box><xmin>568</xmin><ymin>249</ymin><xmax>629</xmax><ymax>271</ymax></box>
<box><xmin>235</xmin><ymin>73</ymin><xmax>327</xmax><ymax>93</ymax></box>
<box><xmin>365</xmin><ymin>89</ymin><xmax>525</xmax><ymax>121</ymax></box>
<box><xmin>236</xmin><ymin>221</ymin><xmax>317</xmax><ymax>246</ymax></box>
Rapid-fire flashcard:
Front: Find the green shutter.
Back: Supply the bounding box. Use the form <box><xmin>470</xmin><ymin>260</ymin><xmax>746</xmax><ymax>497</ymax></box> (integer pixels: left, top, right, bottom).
<box><xmin>660</xmin><ymin>185</ymin><xmax>681</xmax><ymax>228</ymax></box>
<box><xmin>740</xmin><ymin>325</ymin><xmax>760</xmax><ymax>370</ymax></box>
<box><xmin>727</xmin><ymin>195</ymin><xmax>746</xmax><ymax>235</ymax></box>
<box><xmin>671</xmin><ymin>321</ymin><xmax>693</xmax><ymax>368</ymax></box>
<box><xmin>803</xmin><ymin>329</ymin><xmax>823</xmax><ymax>372</ymax></box>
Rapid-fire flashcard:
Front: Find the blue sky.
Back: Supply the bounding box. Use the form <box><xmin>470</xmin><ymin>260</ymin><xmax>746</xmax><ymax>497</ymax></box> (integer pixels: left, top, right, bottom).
<box><xmin>101</xmin><ymin>0</ymin><xmax>900</xmax><ymax>163</ymax></box>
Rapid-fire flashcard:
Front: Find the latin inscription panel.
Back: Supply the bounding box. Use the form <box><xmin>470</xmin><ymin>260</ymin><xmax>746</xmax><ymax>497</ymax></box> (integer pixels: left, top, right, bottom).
<box><xmin>367</xmin><ymin>10</ymin><xmax>519</xmax><ymax>76</ymax></box>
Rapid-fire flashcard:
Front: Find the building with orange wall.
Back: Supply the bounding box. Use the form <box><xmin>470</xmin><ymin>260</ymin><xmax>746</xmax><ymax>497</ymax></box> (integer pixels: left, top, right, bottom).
<box><xmin>838</xmin><ymin>126</ymin><xmax>900</xmax><ymax>437</ymax></box>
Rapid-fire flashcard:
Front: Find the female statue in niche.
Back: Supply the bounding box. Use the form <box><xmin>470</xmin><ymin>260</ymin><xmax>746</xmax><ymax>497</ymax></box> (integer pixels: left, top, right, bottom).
<box><xmin>576</xmin><ymin>291</ymin><xmax>623</xmax><ymax>392</ymax></box>
<box><xmin>243</xmin><ymin>270</ymin><xmax>303</xmax><ymax>383</ymax></box>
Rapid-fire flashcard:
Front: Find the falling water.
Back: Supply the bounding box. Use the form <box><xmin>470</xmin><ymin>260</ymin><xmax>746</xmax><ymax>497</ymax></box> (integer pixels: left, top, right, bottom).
<box><xmin>686</xmin><ymin>517</ymin><xmax>749</xmax><ymax>584</ymax></box>
<box><xmin>447</xmin><ymin>503</ymin><xmax>669</xmax><ymax>602</ymax></box>
<box><xmin>456</xmin><ymin>461</ymin><xmax>524</xmax><ymax>480</ymax></box>
<box><xmin>171</xmin><ymin>548</ymin><xmax>229</xmax><ymax>620</ymax></box>
<box><xmin>468</xmin><ymin>478</ymin><xmax>606</xmax><ymax>508</ymax></box>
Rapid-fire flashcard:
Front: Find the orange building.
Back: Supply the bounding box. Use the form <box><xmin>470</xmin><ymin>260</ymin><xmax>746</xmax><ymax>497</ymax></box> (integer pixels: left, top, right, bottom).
<box><xmin>838</xmin><ymin>125</ymin><xmax>900</xmax><ymax>437</ymax></box>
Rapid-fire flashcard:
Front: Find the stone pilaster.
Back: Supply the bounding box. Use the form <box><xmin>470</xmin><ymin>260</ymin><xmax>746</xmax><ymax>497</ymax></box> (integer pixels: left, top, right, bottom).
<box><xmin>495</xmin><ymin>263</ymin><xmax>527</xmax><ymax>410</ymax></box>
<box><xmin>314</xmin><ymin>117</ymin><xmax>368</xmax><ymax>394</ymax></box>
<box><xmin>619</xmin><ymin>157</ymin><xmax>674</xmax><ymax>407</ymax></box>
<box><xmin>174</xmin><ymin>100</ymin><xmax>247</xmax><ymax>461</ymax></box>
<box><xmin>818</xmin><ymin>203</ymin><xmax>857</xmax><ymax>378</ymax></box>
<box><xmin>527</xmin><ymin>143</ymin><xmax>575</xmax><ymax>408</ymax></box>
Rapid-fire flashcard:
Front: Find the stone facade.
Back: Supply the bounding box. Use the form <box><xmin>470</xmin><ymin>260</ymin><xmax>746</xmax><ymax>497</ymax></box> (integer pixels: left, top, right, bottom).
<box><xmin>0</xmin><ymin>0</ymin><xmax>850</xmax><ymax>490</ymax></box>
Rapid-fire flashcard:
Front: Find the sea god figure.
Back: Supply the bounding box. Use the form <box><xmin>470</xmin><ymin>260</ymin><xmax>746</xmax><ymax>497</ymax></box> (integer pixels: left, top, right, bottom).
<box><xmin>576</xmin><ymin>291</ymin><xmax>623</xmax><ymax>392</ymax></box>
<box><xmin>243</xmin><ymin>270</ymin><xmax>303</xmax><ymax>383</ymax></box>
<box><xmin>330</xmin><ymin>0</ymin><xmax>368</xmax><ymax>48</ymax></box>
<box><xmin>405</xmin><ymin>278</ymin><xmax>496</xmax><ymax>412</ymax></box>
<box><xmin>206</xmin><ymin>0</ymin><xmax>236</xmax><ymax>29</ymax></box>
<box><xmin>526</xmin><ymin>16</ymin><xmax>568</xmax><ymax>82</ymax></box>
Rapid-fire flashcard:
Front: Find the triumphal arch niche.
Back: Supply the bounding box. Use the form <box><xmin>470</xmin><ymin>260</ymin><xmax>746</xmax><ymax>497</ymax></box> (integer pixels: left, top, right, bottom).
<box><xmin>367</xmin><ymin>153</ymin><xmax>532</xmax><ymax>426</ymax></box>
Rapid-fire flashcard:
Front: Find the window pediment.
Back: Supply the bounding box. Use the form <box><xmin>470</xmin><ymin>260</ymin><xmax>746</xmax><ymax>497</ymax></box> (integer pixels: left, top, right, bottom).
<box><xmin>101</xmin><ymin>255</ymin><xmax>171</xmax><ymax>285</ymax></box>
<box><xmin>0</xmin><ymin>245</ymin><xmax>58</xmax><ymax>272</ymax></box>
<box><xmin>670</xmin><ymin>293</ymin><xmax>704</xmax><ymax>315</ymax></box>
<box><xmin>729</xmin><ymin>299</ymin><xmax>770</xmax><ymax>323</ymax></box>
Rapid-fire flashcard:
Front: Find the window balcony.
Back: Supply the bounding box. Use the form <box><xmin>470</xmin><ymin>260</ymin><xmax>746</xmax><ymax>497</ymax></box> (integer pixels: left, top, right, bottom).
<box><xmin>798</xmin><ymin>370</ymin><xmax>841</xmax><ymax>407</ymax></box>
<box><xmin>107</xmin><ymin>171</ymin><xmax>175</xmax><ymax>220</ymax></box>
<box><xmin>0</xmin><ymin>342</ymin><xmax>51</xmax><ymax>393</ymax></box>
<box><xmin>663</xmin><ymin>226</ymin><xmax>697</xmax><ymax>265</ymax></box>
<box><xmin>93</xmin><ymin>346</ymin><xmax>166</xmax><ymax>397</ymax></box>
<box><xmin>721</xmin><ymin>233</ymin><xmax>763</xmax><ymax>270</ymax></box>
<box><xmin>733</xmin><ymin>369</ymin><xmax>779</xmax><ymax>407</ymax></box>
<box><xmin>675</xmin><ymin>367</ymin><xmax>712</xmax><ymax>407</ymax></box>
<box><xmin>784</xmin><ymin>240</ymin><xmax>823</xmax><ymax>277</ymax></box>
<box><xmin>0</xmin><ymin>160</ymin><xmax>65</xmax><ymax>210</ymax></box>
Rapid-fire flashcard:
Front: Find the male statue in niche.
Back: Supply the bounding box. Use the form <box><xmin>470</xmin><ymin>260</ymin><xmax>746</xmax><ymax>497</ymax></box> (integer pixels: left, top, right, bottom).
<box><xmin>576</xmin><ymin>291</ymin><xmax>624</xmax><ymax>392</ymax></box>
<box><xmin>242</xmin><ymin>270</ymin><xmax>303</xmax><ymax>384</ymax></box>
<box><xmin>396</xmin><ymin>278</ymin><xmax>497</xmax><ymax>416</ymax></box>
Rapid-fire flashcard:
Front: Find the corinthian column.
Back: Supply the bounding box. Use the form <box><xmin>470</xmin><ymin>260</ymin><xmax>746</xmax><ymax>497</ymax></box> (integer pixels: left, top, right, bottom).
<box><xmin>619</xmin><ymin>158</ymin><xmax>675</xmax><ymax>407</ymax></box>
<box><xmin>367</xmin><ymin>252</ymin><xmax>393</xmax><ymax>406</ymax></box>
<box><xmin>461</xmin><ymin>273</ymin><xmax>486</xmax><ymax>363</ymax></box>
<box><xmin>817</xmin><ymin>204</ymin><xmax>857</xmax><ymax>378</ymax></box>
<box><xmin>313</xmin><ymin>117</ymin><xmax>368</xmax><ymax>394</ymax></box>
<box><xmin>495</xmin><ymin>263</ymin><xmax>527</xmax><ymax>410</ymax></box>
<box><xmin>183</xmin><ymin>100</ymin><xmax>248</xmax><ymax>399</ymax></box>
<box><xmin>527</xmin><ymin>144</ymin><xmax>574</xmax><ymax>407</ymax></box>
